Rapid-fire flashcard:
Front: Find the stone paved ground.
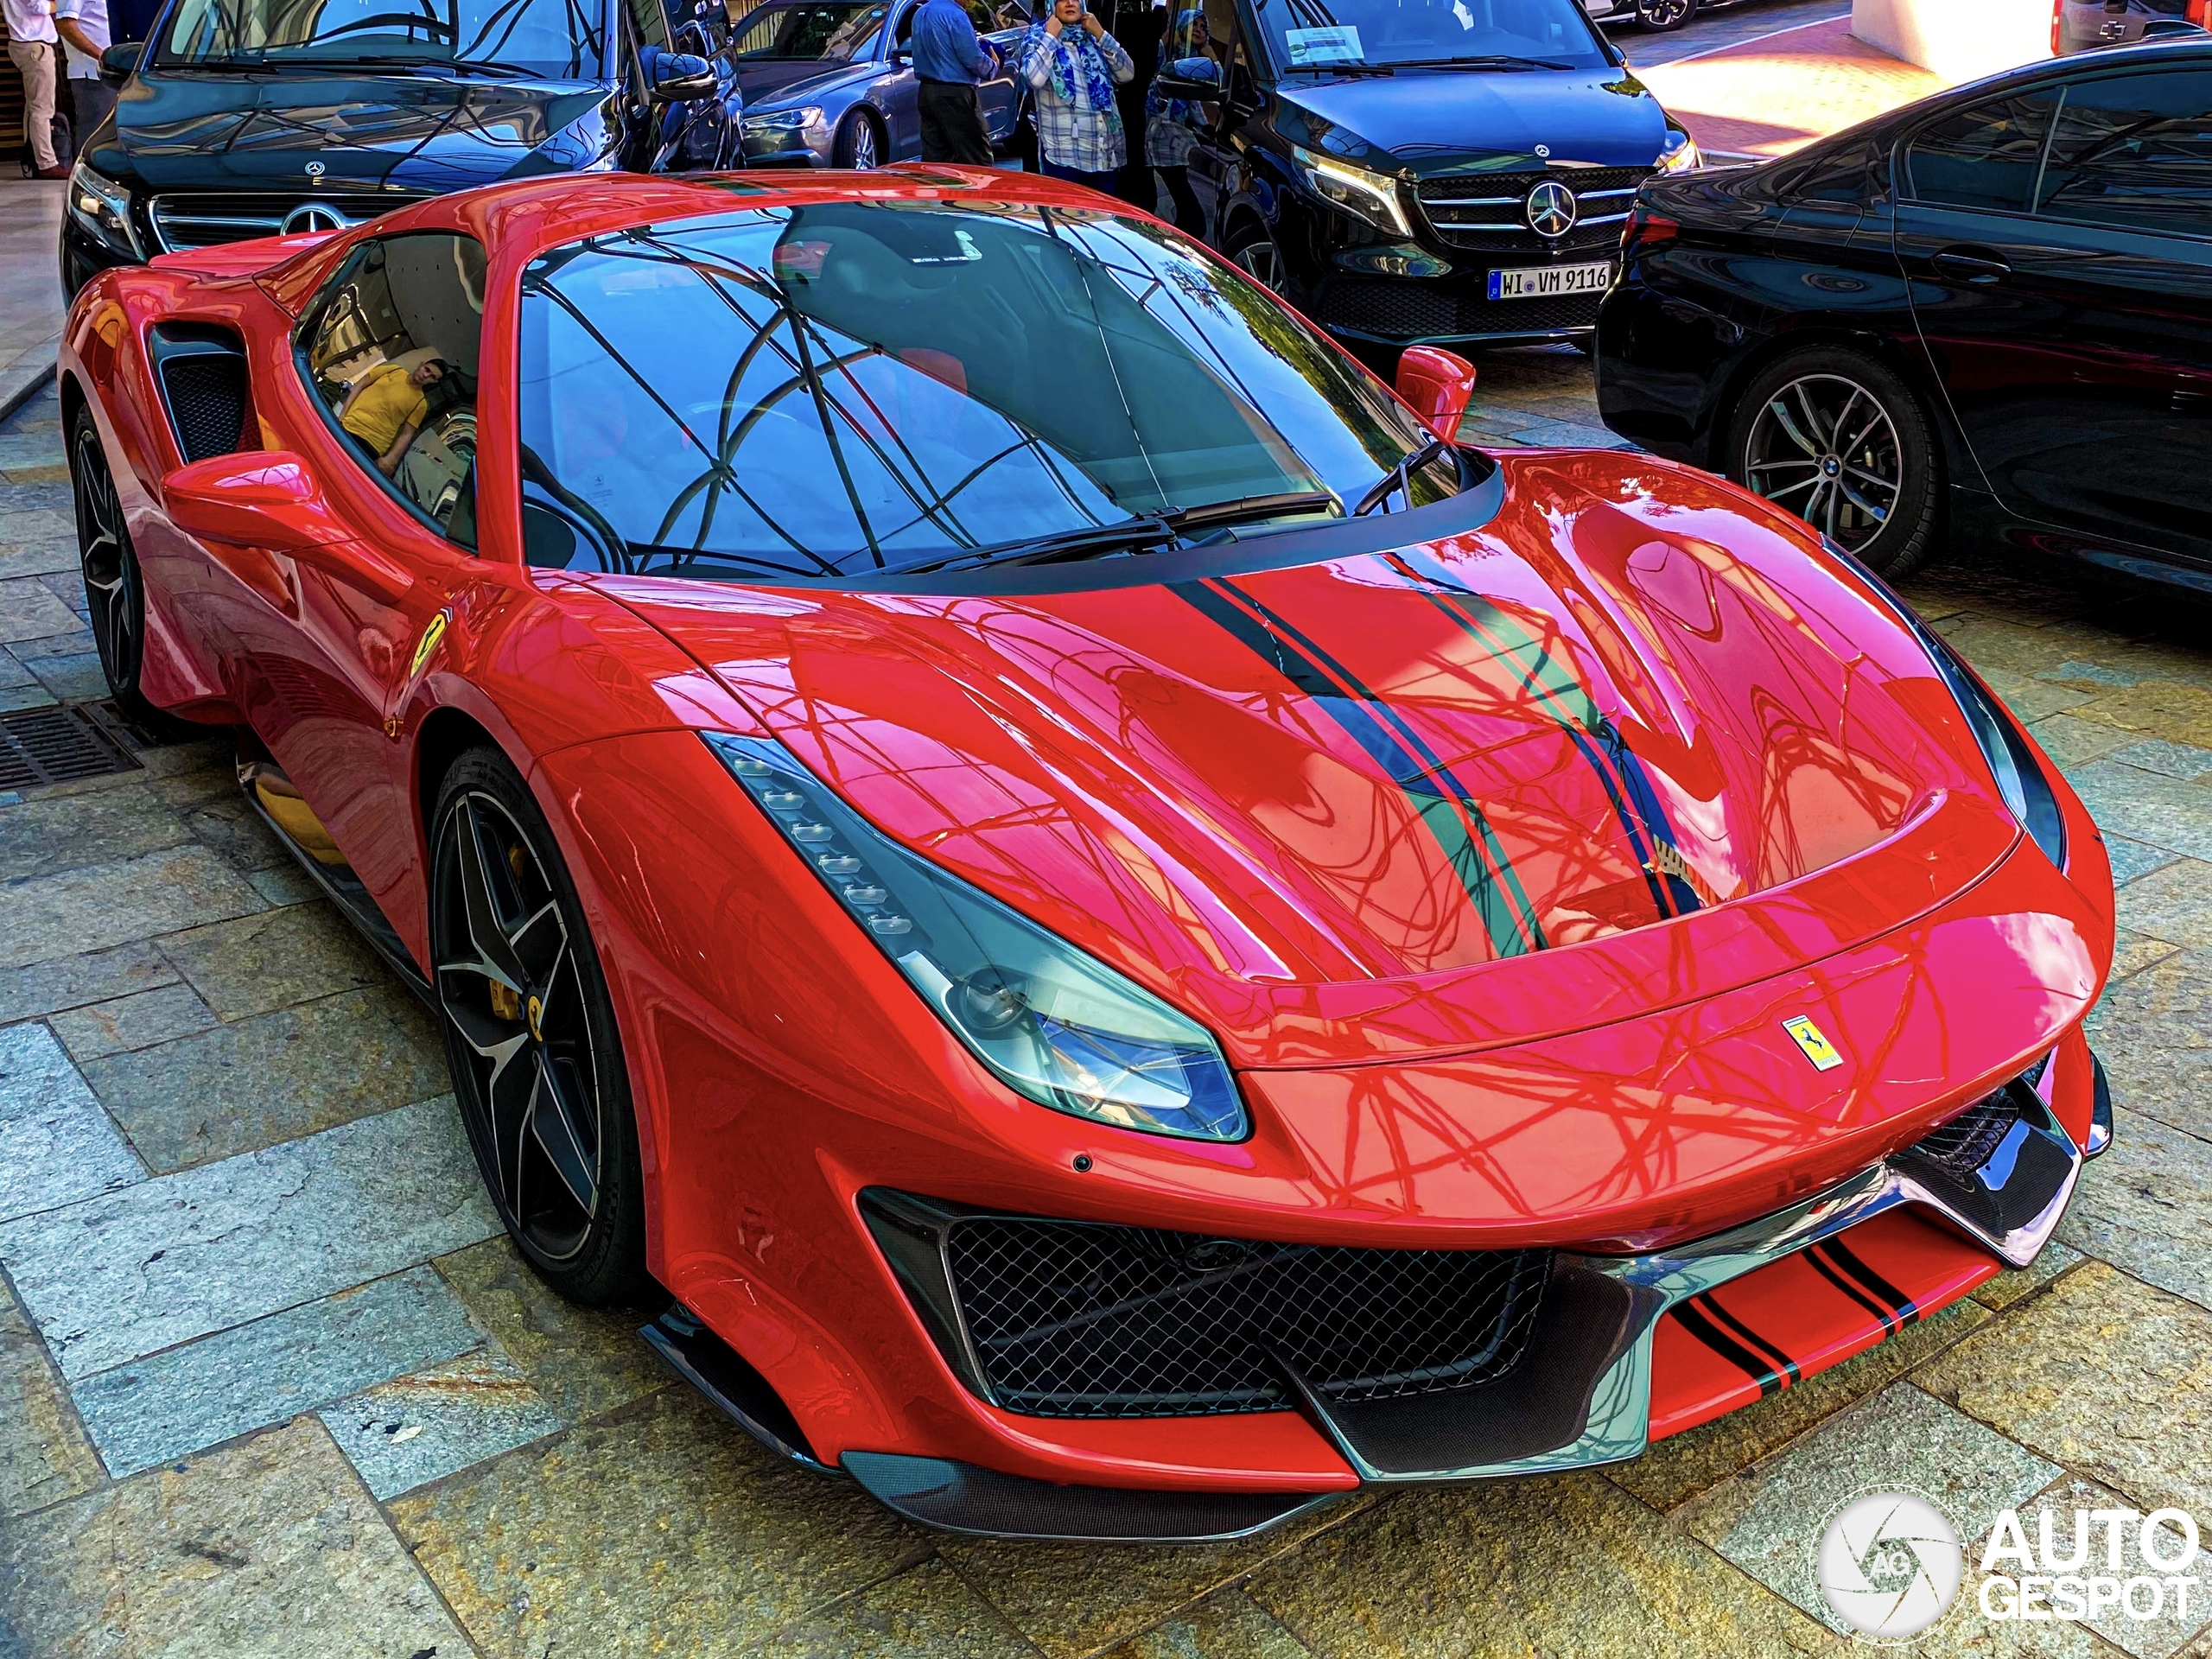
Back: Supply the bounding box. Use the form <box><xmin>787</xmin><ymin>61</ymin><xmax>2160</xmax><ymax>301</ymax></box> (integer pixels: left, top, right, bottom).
<box><xmin>4</xmin><ymin>348</ymin><xmax>2212</xmax><ymax>1659</ymax></box>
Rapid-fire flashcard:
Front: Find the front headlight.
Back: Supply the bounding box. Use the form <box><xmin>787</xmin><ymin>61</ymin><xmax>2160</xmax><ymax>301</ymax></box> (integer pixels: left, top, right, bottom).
<box><xmin>1657</xmin><ymin>128</ymin><xmax>1700</xmax><ymax>174</ymax></box>
<box><xmin>1292</xmin><ymin>145</ymin><xmax>1413</xmax><ymax>238</ymax></box>
<box><xmin>1824</xmin><ymin>536</ymin><xmax>2067</xmax><ymax>868</ymax></box>
<box><xmin>707</xmin><ymin>733</ymin><xmax>1249</xmax><ymax>1141</ymax></box>
<box><xmin>68</xmin><ymin>162</ymin><xmax>143</xmax><ymax>260</ymax></box>
<box><xmin>743</xmin><ymin>105</ymin><xmax>824</xmax><ymax>133</ymax></box>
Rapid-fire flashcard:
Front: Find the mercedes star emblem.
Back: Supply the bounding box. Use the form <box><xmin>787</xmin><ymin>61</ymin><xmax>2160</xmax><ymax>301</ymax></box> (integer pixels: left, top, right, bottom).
<box><xmin>282</xmin><ymin>201</ymin><xmax>351</xmax><ymax>236</ymax></box>
<box><xmin>304</xmin><ymin>160</ymin><xmax>326</xmax><ymax>178</ymax></box>
<box><xmin>1525</xmin><ymin>179</ymin><xmax>1579</xmax><ymax>238</ymax></box>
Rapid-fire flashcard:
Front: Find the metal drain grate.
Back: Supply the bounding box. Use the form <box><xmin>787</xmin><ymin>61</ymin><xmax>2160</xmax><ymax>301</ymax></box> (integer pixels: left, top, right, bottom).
<box><xmin>0</xmin><ymin>704</ymin><xmax>145</xmax><ymax>789</ymax></box>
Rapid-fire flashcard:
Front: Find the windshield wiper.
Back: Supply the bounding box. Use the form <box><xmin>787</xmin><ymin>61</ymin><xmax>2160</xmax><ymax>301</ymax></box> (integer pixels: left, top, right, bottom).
<box><xmin>881</xmin><ymin>517</ymin><xmax>1175</xmax><ymax>577</ymax></box>
<box><xmin>1164</xmin><ymin>490</ymin><xmax>1339</xmax><ymax>532</ymax></box>
<box><xmin>1389</xmin><ymin>54</ymin><xmax>1575</xmax><ymax>71</ymax></box>
<box><xmin>334</xmin><ymin>54</ymin><xmax>547</xmax><ymax>74</ymax></box>
<box><xmin>1354</xmin><ymin>435</ymin><xmax>1452</xmax><ymax>517</ymax></box>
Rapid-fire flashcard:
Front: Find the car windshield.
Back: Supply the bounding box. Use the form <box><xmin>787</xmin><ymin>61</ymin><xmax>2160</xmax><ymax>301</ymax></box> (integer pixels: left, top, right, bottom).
<box><xmin>516</xmin><ymin>199</ymin><xmax>1464</xmax><ymax>582</ymax></box>
<box><xmin>1247</xmin><ymin>0</ymin><xmax>1606</xmax><ymax>73</ymax></box>
<box><xmin>154</xmin><ymin>0</ymin><xmax>607</xmax><ymax>74</ymax></box>
<box><xmin>724</xmin><ymin>0</ymin><xmax>888</xmax><ymax>61</ymax></box>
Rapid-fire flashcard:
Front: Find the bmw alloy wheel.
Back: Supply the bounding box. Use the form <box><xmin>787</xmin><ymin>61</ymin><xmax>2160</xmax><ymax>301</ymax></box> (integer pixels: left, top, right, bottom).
<box><xmin>434</xmin><ymin>788</ymin><xmax>607</xmax><ymax>1264</ymax></box>
<box><xmin>1741</xmin><ymin>372</ymin><xmax>1903</xmax><ymax>555</ymax></box>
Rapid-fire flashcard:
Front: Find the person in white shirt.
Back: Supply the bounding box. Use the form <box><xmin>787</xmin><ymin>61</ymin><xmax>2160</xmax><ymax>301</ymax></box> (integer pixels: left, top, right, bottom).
<box><xmin>4</xmin><ymin>0</ymin><xmax>67</xmax><ymax>178</ymax></box>
<box><xmin>54</xmin><ymin>0</ymin><xmax>112</xmax><ymax>143</ymax></box>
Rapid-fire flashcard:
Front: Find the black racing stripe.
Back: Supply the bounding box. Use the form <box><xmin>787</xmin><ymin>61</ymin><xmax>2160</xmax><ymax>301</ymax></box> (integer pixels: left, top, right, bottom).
<box><xmin>1383</xmin><ymin>548</ymin><xmax>1702</xmax><ymax>917</ymax></box>
<box><xmin>1671</xmin><ymin>1298</ymin><xmax>1785</xmax><ymax>1398</ymax></box>
<box><xmin>1697</xmin><ymin>1292</ymin><xmax>1803</xmax><ymax>1385</ymax></box>
<box><xmin>1376</xmin><ymin>551</ymin><xmax>1675</xmax><ymax>924</ymax></box>
<box><xmin>1806</xmin><ymin>1244</ymin><xmax>1899</xmax><ymax>1338</ymax></box>
<box><xmin>1821</xmin><ymin>1235</ymin><xmax>1922</xmax><ymax>1327</ymax></box>
<box><xmin>1171</xmin><ymin>577</ymin><xmax>1545</xmax><ymax>959</ymax></box>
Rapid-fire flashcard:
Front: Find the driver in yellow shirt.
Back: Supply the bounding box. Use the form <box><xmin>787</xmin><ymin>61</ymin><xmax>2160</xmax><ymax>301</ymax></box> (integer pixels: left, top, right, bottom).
<box><xmin>340</xmin><ymin>356</ymin><xmax>447</xmax><ymax>477</ymax></box>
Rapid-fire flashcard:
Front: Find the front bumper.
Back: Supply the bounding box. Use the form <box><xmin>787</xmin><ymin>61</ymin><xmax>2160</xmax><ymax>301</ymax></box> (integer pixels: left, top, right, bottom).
<box><xmin>652</xmin><ymin>1041</ymin><xmax>2099</xmax><ymax>1541</ymax></box>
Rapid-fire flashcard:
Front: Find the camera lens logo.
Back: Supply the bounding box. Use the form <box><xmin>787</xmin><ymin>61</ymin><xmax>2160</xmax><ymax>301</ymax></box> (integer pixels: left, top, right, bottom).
<box><xmin>1820</xmin><ymin>1492</ymin><xmax>1964</xmax><ymax>1638</ymax></box>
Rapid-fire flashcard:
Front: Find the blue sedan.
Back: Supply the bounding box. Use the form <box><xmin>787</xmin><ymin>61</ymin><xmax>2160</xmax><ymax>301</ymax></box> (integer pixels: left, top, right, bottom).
<box><xmin>726</xmin><ymin>0</ymin><xmax>1036</xmax><ymax>167</ymax></box>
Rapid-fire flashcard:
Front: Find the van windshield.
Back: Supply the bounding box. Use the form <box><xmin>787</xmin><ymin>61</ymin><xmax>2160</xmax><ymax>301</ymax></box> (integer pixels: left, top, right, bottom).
<box><xmin>155</xmin><ymin>0</ymin><xmax>607</xmax><ymax>76</ymax></box>
<box><xmin>1248</xmin><ymin>0</ymin><xmax>1607</xmax><ymax>74</ymax></box>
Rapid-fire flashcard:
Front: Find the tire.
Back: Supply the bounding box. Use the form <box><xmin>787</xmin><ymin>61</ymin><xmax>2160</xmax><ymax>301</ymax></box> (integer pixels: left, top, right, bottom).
<box><xmin>833</xmin><ymin>109</ymin><xmax>882</xmax><ymax>170</ymax></box>
<box><xmin>430</xmin><ymin>747</ymin><xmax>652</xmax><ymax>1306</ymax></box>
<box><xmin>1725</xmin><ymin>346</ymin><xmax>1943</xmax><ymax>580</ymax></box>
<box><xmin>1224</xmin><ymin>219</ymin><xmax>1284</xmax><ymax>294</ymax></box>
<box><xmin>1635</xmin><ymin>0</ymin><xmax>1697</xmax><ymax>28</ymax></box>
<box><xmin>71</xmin><ymin>405</ymin><xmax>164</xmax><ymax>725</ymax></box>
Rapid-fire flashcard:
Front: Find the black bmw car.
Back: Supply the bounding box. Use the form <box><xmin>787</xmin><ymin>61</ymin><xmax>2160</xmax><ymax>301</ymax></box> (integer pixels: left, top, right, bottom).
<box><xmin>61</xmin><ymin>0</ymin><xmax>740</xmax><ymax>297</ymax></box>
<box><xmin>1595</xmin><ymin>38</ymin><xmax>2212</xmax><ymax>585</ymax></box>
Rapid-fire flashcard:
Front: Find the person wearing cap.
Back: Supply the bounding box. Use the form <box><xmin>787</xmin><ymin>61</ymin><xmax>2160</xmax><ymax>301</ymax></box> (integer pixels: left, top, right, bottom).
<box><xmin>5</xmin><ymin>0</ymin><xmax>66</xmax><ymax>179</ymax></box>
<box><xmin>54</xmin><ymin>0</ymin><xmax>115</xmax><ymax>147</ymax></box>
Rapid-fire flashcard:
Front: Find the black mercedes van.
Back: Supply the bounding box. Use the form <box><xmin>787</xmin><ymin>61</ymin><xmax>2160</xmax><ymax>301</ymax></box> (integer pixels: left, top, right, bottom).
<box><xmin>1153</xmin><ymin>0</ymin><xmax>1697</xmax><ymax>349</ymax></box>
<box><xmin>61</xmin><ymin>0</ymin><xmax>739</xmax><ymax>297</ymax></box>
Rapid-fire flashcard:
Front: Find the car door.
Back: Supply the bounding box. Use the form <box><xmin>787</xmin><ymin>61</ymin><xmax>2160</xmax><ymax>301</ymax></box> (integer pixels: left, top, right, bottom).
<box><xmin>261</xmin><ymin>232</ymin><xmax>487</xmax><ymax>914</ymax></box>
<box><xmin>881</xmin><ymin>2</ymin><xmax>925</xmax><ymax>158</ymax></box>
<box><xmin>977</xmin><ymin>12</ymin><xmax>1027</xmax><ymax>143</ymax></box>
<box><xmin>1182</xmin><ymin>0</ymin><xmax>1254</xmax><ymax>243</ymax></box>
<box><xmin>1896</xmin><ymin>67</ymin><xmax>2212</xmax><ymax>567</ymax></box>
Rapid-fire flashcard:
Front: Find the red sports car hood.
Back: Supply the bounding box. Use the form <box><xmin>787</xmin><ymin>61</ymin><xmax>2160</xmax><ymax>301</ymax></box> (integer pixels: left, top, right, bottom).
<box><xmin>602</xmin><ymin>453</ymin><xmax>2021</xmax><ymax>1067</ymax></box>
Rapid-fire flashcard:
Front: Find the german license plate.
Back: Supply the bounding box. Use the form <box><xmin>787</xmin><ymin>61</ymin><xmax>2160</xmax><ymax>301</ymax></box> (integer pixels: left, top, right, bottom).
<box><xmin>1488</xmin><ymin>262</ymin><xmax>1611</xmax><ymax>301</ymax></box>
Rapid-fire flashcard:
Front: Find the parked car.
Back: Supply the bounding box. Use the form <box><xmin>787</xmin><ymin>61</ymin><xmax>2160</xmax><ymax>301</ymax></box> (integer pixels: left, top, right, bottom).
<box><xmin>727</xmin><ymin>0</ymin><xmax>1032</xmax><ymax>167</ymax></box>
<box><xmin>1144</xmin><ymin>0</ymin><xmax>1698</xmax><ymax>352</ymax></box>
<box><xmin>1579</xmin><ymin>0</ymin><xmax>1772</xmax><ymax>36</ymax></box>
<box><xmin>2054</xmin><ymin>0</ymin><xmax>2209</xmax><ymax>54</ymax></box>
<box><xmin>1596</xmin><ymin>40</ymin><xmax>2212</xmax><ymax>587</ymax></box>
<box><xmin>60</xmin><ymin>0</ymin><xmax>743</xmax><ymax>298</ymax></box>
<box><xmin>62</xmin><ymin>168</ymin><xmax>2112</xmax><ymax>1540</ymax></box>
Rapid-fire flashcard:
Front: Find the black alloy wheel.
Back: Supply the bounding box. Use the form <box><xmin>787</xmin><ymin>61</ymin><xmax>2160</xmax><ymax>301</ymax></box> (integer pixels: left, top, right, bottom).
<box><xmin>1728</xmin><ymin>346</ymin><xmax>1942</xmax><ymax>579</ymax></box>
<box><xmin>71</xmin><ymin>407</ymin><xmax>157</xmax><ymax>721</ymax></box>
<box><xmin>835</xmin><ymin>110</ymin><xmax>881</xmax><ymax>170</ymax></box>
<box><xmin>431</xmin><ymin>747</ymin><xmax>649</xmax><ymax>1305</ymax></box>
<box><xmin>1225</xmin><ymin>221</ymin><xmax>1285</xmax><ymax>293</ymax></box>
<box><xmin>1636</xmin><ymin>0</ymin><xmax>1698</xmax><ymax>28</ymax></box>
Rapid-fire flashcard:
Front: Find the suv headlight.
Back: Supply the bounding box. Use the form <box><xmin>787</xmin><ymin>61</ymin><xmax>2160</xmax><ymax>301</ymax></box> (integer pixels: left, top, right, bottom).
<box><xmin>707</xmin><ymin>733</ymin><xmax>1249</xmax><ymax>1142</ymax></box>
<box><xmin>1292</xmin><ymin>145</ymin><xmax>1412</xmax><ymax>238</ymax></box>
<box><xmin>1824</xmin><ymin>537</ymin><xmax>2066</xmax><ymax>868</ymax></box>
<box><xmin>743</xmin><ymin>105</ymin><xmax>823</xmax><ymax>133</ymax></box>
<box><xmin>68</xmin><ymin>162</ymin><xmax>143</xmax><ymax>261</ymax></box>
<box><xmin>1657</xmin><ymin>127</ymin><xmax>1700</xmax><ymax>174</ymax></box>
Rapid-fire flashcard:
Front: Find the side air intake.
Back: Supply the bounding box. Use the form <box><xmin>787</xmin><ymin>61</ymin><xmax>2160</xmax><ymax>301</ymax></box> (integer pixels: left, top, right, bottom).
<box><xmin>149</xmin><ymin>323</ymin><xmax>252</xmax><ymax>464</ymax></box>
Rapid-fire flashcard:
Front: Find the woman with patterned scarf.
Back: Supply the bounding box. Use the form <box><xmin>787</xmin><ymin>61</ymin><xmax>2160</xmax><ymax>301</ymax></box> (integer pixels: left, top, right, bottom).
<box><xmin>1144</xmin><ymin>8</ymin><xmax>1218</xmax><ymax>234</ymax></box>
<box><xmin>1021</xmin><ymin>0</ymin><xmax>1135</xmax><ymax>190</ymax></box>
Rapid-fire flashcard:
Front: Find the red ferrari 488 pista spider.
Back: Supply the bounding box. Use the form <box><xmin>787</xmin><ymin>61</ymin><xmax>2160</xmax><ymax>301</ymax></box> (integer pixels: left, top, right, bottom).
<box><xmin>60</xmin><ymin>168</ymin><xmax>2114</xmax><ymax>1541</ymax></box>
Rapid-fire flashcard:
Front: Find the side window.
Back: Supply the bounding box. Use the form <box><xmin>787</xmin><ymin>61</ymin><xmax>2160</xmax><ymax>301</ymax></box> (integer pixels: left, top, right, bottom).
<box><xmin>2037</xmin><ymin>71</ymin><xmax>2212</xmax><ymax>239</ymax></box>
<box><xmin>302</xmin><ymin>234</ymin><xmax>487</xmax><ymax>546</ymax></box>
<box><xmin>1777</xmin><ymin>137</ymin><xmax>1889</xmax><ymax>206</ymax></box>
<box><xmin>1905</xmin><ymin>90</ymin><xmax>2062</xmax><ymax>214</ymax></box>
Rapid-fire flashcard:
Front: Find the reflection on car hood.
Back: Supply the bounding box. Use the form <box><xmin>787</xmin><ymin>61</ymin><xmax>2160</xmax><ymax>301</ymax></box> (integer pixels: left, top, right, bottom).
<box><xmin>103</xmin><ymin>71</ymin><xmax>617</xmax><ymax>193</ymax></box>
<box><xmin>733</xmin><ymin>59</ymin><xmax>883</xmax><ymax>107</ymax></box>
<box><xmin>609</xmin><ymin>451</ymin><xmax>2025</xmax><ymax>1067</ymax></box>
<box><xmin>1272</xmin><ymin>65</ymin><xmax>1669</xmax><ymax>176</ymax></box>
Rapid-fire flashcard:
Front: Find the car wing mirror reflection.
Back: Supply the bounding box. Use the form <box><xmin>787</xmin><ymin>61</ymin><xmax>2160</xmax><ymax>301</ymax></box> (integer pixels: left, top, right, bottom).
<box><xmin>163</xmin><ymin>452</ymin><xmax>414</xmax><ymax>602</ymax></box>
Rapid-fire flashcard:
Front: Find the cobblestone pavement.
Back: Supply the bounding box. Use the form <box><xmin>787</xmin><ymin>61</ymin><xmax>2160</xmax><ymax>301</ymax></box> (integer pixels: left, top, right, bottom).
<box><xmin>4</xmin><ymin>355</ymin><xmax>2212</xmax><ymax>1659</ymax></box>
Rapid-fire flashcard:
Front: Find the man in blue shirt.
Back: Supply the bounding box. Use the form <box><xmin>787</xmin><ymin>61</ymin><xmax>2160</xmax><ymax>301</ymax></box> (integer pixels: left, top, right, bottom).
<box><xmin>911</xmin><ymin>0</ymin><xmax>997</xmax><ymax>163</ymax></box>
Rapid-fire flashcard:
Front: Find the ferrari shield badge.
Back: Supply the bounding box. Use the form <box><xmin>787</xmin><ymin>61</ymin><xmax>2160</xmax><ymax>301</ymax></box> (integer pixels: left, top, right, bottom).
<box><xmin>410</xmin><ymin>611</ymin><xmax>449</xmax><ymax>679</ymax></box>
<box><xmin>1783</xmin><ymin>1015</ymin><xmax>1844</xmax><ymax>1071</ymax></box>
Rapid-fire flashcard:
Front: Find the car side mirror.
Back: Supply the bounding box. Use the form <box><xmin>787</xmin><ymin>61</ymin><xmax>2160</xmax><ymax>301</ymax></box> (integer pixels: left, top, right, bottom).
<box><xmin>2140</xmin><ymin>18</ymin><xmax>2209</xmax><ymax>37</ymax></box>
<box><xmin>650</xmin><ymin>51</ymin><xmax>720</xmax><ymax>102</ymax></box>
<box><xmin>99</xmin><ymin>41</ymin><xmax>142</xmax><ymax>86</ymax></box>
<box><xmin>1395</xmin><ymin>346</ymin><xmax>1477</xmax><ymax>440</ymax></box>
<box><xmin>164</xmin><ymin>453</ymin><xmax>414</xmax><ymax>602</ymax></box>
<box><xmin>1151</xmin><ymin>72</ymin><xmax>1217</xmax><ymax>101</ymax></box>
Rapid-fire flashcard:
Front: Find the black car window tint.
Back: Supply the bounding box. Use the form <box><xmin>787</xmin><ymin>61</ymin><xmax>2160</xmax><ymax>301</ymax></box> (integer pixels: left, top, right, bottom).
<box><xmin>1777</xmin><ymin>137</ymin><xmax>1881</xmax><ymax>206</ymax></box>
<box><xmin>729</xmin><ymin>0</ymin><xmax>887</xmax><ymax>59</ymax></box>
<box><xmin>156</xmin><ymin>0</ymin><xmax>607</xmax><ymax>73</ymax></box>
<box><xmin>513</xmin><ymin>203</ymin><xmax>1446</xmax><ymax>580</ymax></box>
<box><xmin>2037</xmin><ymin>70</ymin><xmax>2212</xmax><ymax>239</ymax></box>
<box><xmin>302</xmin><ymin>233</ymin><xmax>488</xmax><ymax>544</ymax></box>
<box><xmin>1905</xmin><ymin>89</ymin><xmax>2063</xmax><ymax>214</ymax></box>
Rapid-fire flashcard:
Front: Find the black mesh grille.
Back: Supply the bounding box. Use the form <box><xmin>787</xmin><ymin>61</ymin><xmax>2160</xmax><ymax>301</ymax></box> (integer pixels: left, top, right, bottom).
<box><xmin>944</xmin><ymin>1214</ymin><xmax>1549</xmax><ymax>1417</ymax></box>
<box><xmin>0</xmin><ymin>705</ymin><xmax>142</xmax><ymax>789</ymax></box>
<box><xmin>1415</xmin><ymin>168</ymin><xmax>1649</xmax><ymax>255</ymax></box>
<box><xmin>1317</xmin><ymin>280</ymin><xmax>1603</xmax><ymax>340</ymax></box>
<box><xmin>1907</xmin><ymin>1089</ymin><xmax>2024</xmax><ymax>1179</ymax></box>
<box><xmin>160</xmin><ymin>354</ymin><xmax>249</xmax><ymax>464</ymax></box>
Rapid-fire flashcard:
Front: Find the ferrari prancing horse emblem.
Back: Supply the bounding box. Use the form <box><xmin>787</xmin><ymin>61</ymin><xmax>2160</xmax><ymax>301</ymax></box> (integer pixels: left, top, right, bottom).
<box><xmin>410</xmin><ymin>611</ymin><xmax>449</xmax><ymax>678</ymax></box>
<box><xmin>1783</xmin><ymin>1015</ymin><xmax>1844</xmax><ymax>1071</ymax></box>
